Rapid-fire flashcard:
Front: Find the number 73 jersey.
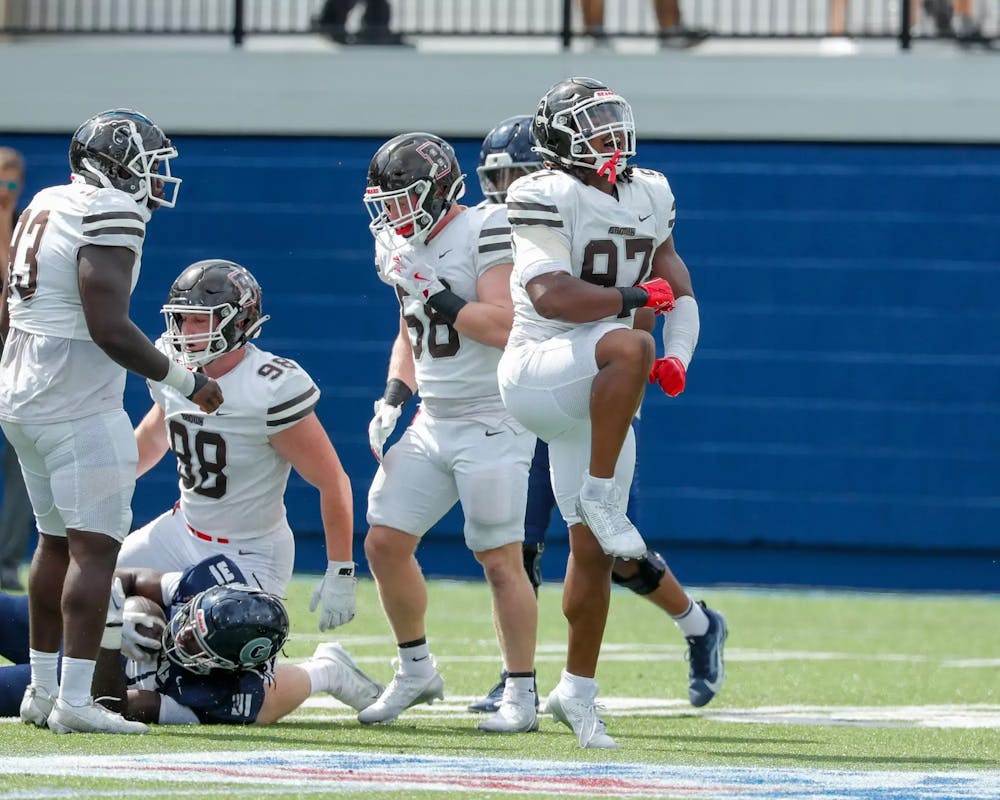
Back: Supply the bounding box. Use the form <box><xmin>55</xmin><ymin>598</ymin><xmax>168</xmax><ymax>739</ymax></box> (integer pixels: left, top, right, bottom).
<box><xmin>147</xmin><ymin>342</ymin><xmax>319</xmax><ymax>541</ymax></box>
<box><xmin>506</xmin><ymin>167</ymin><xmax>676</xmax><ymax>347</ymax></box>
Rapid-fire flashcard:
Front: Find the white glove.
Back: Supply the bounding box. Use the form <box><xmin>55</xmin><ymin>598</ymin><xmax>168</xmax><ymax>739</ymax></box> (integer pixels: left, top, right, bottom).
<box><xmin>100</xmin><ymin>576</ymin><xmax>126</xmax><ymax>650</ymax></box>
<box><xmin>309</xmin><ymin>560</ymin><xmax>357</xmax><ymax>632</ymax></box>
<box><xmin>387</xmin><ymin>252</ymin><xmax>445</xmax><ymax>299</ymax></box>
<box><xmin>368</xmin><ymin>398</ymin><xmax>402</xmax><ymax>462</ymax></box>
<box><xmin>122</xmin><ymin>609</ymin><xmax>165</xmax><ymax>663</ymax></box>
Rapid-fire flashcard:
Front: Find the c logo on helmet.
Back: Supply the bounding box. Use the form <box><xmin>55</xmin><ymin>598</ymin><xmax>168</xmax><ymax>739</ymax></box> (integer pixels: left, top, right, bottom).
<box><xmin>415</xmin><ymin>141</ymin><xmax>452</xmax><ymax>180</ymax></box>
<box><xmin>240</xmin><ymin>637</ymin><xmax>273</xmax><ymax>664</ymax></box>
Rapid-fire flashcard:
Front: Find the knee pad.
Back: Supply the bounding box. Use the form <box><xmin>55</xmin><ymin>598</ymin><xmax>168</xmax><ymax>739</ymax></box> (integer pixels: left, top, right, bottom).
<box><xmin>522</xmin><ymin>543</ymin><xmax>544</xmax><ymax>592</ymax></box>
<box><xmin>611</xmin><ymin>548</ymin><xmax>666</xmax><ymax>596</ymax></box>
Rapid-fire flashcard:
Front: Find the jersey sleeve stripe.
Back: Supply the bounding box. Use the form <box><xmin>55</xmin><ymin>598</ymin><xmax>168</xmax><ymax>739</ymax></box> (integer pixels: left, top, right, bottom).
<box><xmin>508</xmin><ymin>215</ymin><xmax>564</xmax><ymax>228</ymax></box>
<box><xmin>82</xmin><ymin>211</ymin><xmax>145</xmax><ymax>224</ymax></box>
<box><xmin>478</xmin><ymin>241</ymin><xmax>512</xmax><ymax>254</ymax></box>
<box><xmin>82</xmin><ymin>226</ymin><xmax>146</xmax><ymax>239</ymax></box>
<box><xmin>507</xmin><ymin>201</ymin><xmax>559</xmax><ymax>213</ymax></box>
<box><xmin>266</xmin><ymin>399</ymin><xmax>318</xmax><ymax>428</ymax></box>
<box><xmin>479</xmin><ymin>226</ymin><xmax>511</xmax><ymax>237</ymax></box>
<box><xmin>267</xmin><ymin>385</ymin><xmax>319</xmax><ymax>416</ymax></box>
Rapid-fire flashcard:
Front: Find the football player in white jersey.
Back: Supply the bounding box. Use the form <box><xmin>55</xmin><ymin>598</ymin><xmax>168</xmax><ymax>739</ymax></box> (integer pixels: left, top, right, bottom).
<box><xmin>497</xmin><ymin>78</ymin><xmax>728</xmax><ymax>748</ymax></box>
<box><xmin>360</xmin><ymin>132</ymin><xmax>538</xmax><ymax>734</ymax></box>
<box><xmin>0</xmin><ymin>109</ymin><xmax>224</xmax><ymax>735</ymax></box>
<box><xmin>119</xmin><ymin>259</ymin><xmax>356</xmax><ymax>630</ymax></box>
<box><xmin>471</xmin><ymin>115</ymin><xmax>724</xmax><ymax>718</ymax></box>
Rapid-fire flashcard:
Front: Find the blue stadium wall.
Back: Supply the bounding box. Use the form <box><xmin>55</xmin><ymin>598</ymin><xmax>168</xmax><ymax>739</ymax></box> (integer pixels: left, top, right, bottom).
<box><xmin>3</xmin><ymin>134</ymin><xmax>998</xmax><ymax>592</ymax></box>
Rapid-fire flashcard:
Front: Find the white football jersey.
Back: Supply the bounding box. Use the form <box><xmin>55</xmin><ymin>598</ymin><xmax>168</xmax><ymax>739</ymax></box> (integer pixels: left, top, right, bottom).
<box><xmin>374</xmin><ymin>203</ymin><xmax>512</xmax><ymax>401</ymax></box>
<box><xmin>506</xmin><ymin>167</ymin><xmax>676</xmax><ymax>347</ymax></box>
<box><xmin>148</xmin><ymin>343</ymin><xmax>319</xmax><ymax>541</ymax></box>
<box><xmin>0</xmin><ymin>181</ymin><xmax>149</xmax><ymax>423</ymax></box>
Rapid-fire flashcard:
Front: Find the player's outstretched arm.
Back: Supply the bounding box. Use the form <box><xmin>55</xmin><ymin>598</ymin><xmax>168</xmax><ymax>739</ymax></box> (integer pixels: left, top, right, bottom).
<box><xmin>78</xmin><ymin>244</ymin><xmax>224</xmax><ymax>413</ymax></box>
<box><xmin>272</xmin><ymin>413</ymin><xmax>356</xmax><ymax>632</ymax></box>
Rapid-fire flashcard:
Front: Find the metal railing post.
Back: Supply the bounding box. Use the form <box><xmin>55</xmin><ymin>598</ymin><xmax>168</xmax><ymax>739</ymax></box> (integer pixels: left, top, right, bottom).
<box><xmin>900</xmin><ymin>0</ymin><xmax>912</xmax><ymax>50</ymax></box>
<box><xmin>233</xmin><ymin>0</ymin><xmax>245</xmax><ymax>47</ymax></box>
<box><xmin>561</xmin><ymin>0</ymin><xmax>572</xmax><ymax>51</ymax></box>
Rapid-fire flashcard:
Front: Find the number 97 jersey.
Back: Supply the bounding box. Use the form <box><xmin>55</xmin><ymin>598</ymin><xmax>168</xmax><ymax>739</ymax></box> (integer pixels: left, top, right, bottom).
<box><xmin>506</xmin><ymin>167</ymin><xmax>676</xmax><ymax>347</ymax></box>
<box><xmin>147</xmin><ymin>342</ymin><xmax>320</xmax><ymax>541</ymax></box>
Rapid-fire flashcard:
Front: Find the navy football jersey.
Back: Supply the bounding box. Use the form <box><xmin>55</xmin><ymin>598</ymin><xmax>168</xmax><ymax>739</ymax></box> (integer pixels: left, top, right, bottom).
<box><xmin>125</xmin><ymin>555</ymin><xmax>269</xmax><ymax>725</ymax></box>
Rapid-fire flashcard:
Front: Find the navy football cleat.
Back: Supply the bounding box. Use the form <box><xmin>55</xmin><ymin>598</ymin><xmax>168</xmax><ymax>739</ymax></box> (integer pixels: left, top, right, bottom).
<box><xmin>686</xmin><ymin>602</ymin><xmax>728</xmax><ymax>707</ymax></box>
<box><xmin>468</xmin><ymin>671</ymin><xmax>507</xmax><ymax>713</ymax></box>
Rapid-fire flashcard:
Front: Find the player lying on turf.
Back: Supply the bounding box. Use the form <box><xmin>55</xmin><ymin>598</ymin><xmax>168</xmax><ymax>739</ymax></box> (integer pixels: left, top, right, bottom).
<box><xmin>3</xmin><ymin>556</ymin><xmax>382</xmax><ymax>729</ymax></box>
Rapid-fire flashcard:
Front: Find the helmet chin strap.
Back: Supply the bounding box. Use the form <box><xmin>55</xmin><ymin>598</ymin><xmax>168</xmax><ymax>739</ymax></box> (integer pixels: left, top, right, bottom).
<box><xmin>596</xmin><ymin>149</ymin><xmax>623</xmax><ymax>184</ymax></box>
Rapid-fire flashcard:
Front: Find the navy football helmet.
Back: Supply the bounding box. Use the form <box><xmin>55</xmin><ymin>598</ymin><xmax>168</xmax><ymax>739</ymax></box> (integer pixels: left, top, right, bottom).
<box><xmin>161</xmin><ymin>260</ymin><xmax>269</xmax><ymax>368</ymax></box>
<box><xmin>162</xmin><ymin>584</ymin><xmax>289</xmax><ymax>675</ymax></box>
<box><xmin>532</xmin><ymin>77</ymin><xmax>636</xmax><ymax>181</ymax></box>
<box><xmin>477</xmin><ymin>115</ymin><xmax>542</xmax><ymax>204</ymax></box>
<box><xmin>363</xmin><ymin>132</ymin><xmax>466</xmax><ymax>251</ymax></box>
<box><xmin>69</xmin><ymin>108</ymin><xmax>181</xmax><ymax>208</ymax></box>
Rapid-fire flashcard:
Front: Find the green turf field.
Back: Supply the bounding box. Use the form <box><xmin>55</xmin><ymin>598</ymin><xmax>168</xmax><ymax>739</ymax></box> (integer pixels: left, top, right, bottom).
<box><xmin>1</xmin><ymin>577</ymin><xmax>998</xmax><ymax>799</ymax></box>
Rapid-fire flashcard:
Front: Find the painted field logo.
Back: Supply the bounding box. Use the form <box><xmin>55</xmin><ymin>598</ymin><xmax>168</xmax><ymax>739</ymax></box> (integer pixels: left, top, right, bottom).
<box><xmin>0</xmin><ymin>750</ymin><xmax>997</xmax><ymax>799</ymax></box>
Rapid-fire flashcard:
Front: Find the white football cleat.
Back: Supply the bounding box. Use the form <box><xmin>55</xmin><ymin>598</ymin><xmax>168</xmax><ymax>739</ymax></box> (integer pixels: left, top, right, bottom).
<box><xmin>575</xmin><ymin>488</ymin><xmax>646</xmax><ymax>559</ymax></box>
<box><xmin>47</xmin><ymin>698</ymin><xmax>149</xmax><ymax>735</ymax></box>
<box><xmin>20</xmin><ymin>685</ymin><xmax>55</xmax><ymax>728</ymax></box>
<box><xmin>311</xmin><ymin>642</ymin><xmax>384</xmax><ymax>711</ymax></box>
<box><xmin>358</xmin><ymin>658</ymin><xmax>444</xmax><ymax>725</ymax></box>
<box><xmin>546</xmin><ymin>685</ymin><xmax>620</xmax><ymax>749</ymax></box>
<box><xmin>477</xmin><ymin>684</ymin><xmax>538</xmax><ymax>734</ymax></box>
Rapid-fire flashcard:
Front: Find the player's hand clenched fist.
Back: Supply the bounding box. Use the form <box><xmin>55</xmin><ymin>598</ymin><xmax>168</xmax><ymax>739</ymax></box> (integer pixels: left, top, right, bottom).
<box><xmin>637</xmin><ymin>278</ymin><xmax>675</xmax><ymax>314</ymax></box>
<box><xmin>649</xmin><ymin>356</ymin><xmax>686</xmax><ymax>397</ymax></box>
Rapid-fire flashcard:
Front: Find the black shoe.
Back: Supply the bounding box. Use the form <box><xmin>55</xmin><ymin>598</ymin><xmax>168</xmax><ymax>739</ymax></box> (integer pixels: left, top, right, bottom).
<box><xmin>309</xmin><ymin>16</ymin><xmax>351</xmax><ymax>44</ymax></box>
<box><xmin>352</xmin><ymin>27</ymin><xmax>412</xmax><ymax>47</ymax></box>
<box><xmin>659</xmin><ymin>24</ymin><xmax>711</xmax><ymax>49</ymax></box>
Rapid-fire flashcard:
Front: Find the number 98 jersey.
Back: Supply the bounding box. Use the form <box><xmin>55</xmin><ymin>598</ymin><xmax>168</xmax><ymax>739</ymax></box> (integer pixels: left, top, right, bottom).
<box><xmin>373</xmin><ymin>203</ymin><xmax>512</xmax><ymax>401</ymax></box>
<box><xmin>506</xmin><ymin>167</ymin><xmax>676</xmax><ymax>348</ymax></box>
<box><xmin>147</xmin><ymin>342</ymin><xmax>319</xmax><ymax>541</ymax></box>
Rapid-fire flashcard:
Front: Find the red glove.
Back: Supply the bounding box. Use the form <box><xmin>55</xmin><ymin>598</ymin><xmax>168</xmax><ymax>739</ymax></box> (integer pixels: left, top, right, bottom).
<box><xmin>637</xmin><ymin>278</ymin><xmax>675</xmax><ymax>313</ymax></box>
<box><xmin>649</xmin><ymin>356</ymin><xmax>686</xmax><ymax>397</ymax></box>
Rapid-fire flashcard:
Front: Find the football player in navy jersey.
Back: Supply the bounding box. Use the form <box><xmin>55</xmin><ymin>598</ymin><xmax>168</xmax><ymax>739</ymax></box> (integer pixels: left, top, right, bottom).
<box><xmin>0</xmin><ymin>555</ymin><xmax>382</xmax><ymax>726</ymax></box>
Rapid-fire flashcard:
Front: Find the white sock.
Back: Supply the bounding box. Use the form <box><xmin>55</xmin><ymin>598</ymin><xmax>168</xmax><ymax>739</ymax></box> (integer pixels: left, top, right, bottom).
<box><xmin>558</xmin><ymin>669</ymin><xmax>597</xmax><ymax>699</ymax></box>
<box><xmin>580</xmin><ymin>472</ymin><xmax>615</xmax><ymax>501</ymax></box>
<box><xmin>671</xmin><ymin>596</ymin><xmax>710</xmax><ymax>637</ymax></box>
<box><xmin>397</xmin><ymin>642</ymin><xmax>434</xmax><ymax>677</ymax></box>
<box><xmin>29</xmin><ymin>649</ymin><xmax>59</xmax><ymax>695</ymax></box>
<box><xmin>507</xmin><ymin>675</ymin><xmax>536</xmax><ymax>696</ymax></box>
<box><xmin>301</xmin><ymin>659</ymin><xmax>332</xmax><ymax>695</ymax></box>
<box><xmin>58</xmin><ymin>656</ymin><xmax>96</xmax><ymax>706</ymax></box>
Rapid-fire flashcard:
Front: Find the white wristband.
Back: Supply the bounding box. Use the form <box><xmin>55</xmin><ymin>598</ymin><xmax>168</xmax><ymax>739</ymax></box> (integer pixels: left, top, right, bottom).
<box><xmin>661</xmin><ymin>295</ymin><xmax>700</xmax><ymax>369</ymax></box>
<box><xmin>160</xmin><ymin>358</ymin><xmax>195</xmax><ymax>397</ymax></box>
<box><xmin>100</xmin><ymin>625</ymin><xmax>122</xmax><ymax>651</ymax></box>
<box><xmin>326</xmin><ymin>560</ymin><xmax>355</xmax><ymax>577</ymax></box>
